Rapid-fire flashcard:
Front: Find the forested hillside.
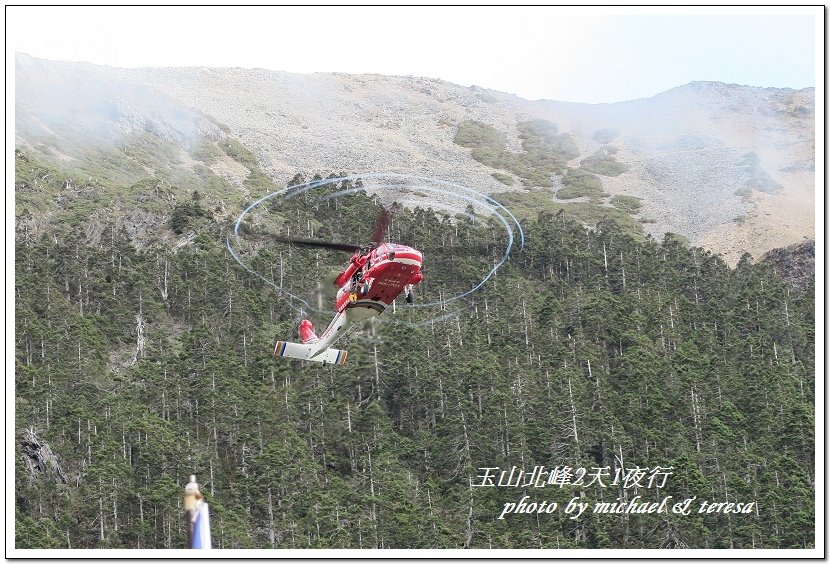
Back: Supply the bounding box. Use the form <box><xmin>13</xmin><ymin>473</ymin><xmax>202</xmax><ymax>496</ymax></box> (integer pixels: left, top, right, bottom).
<box><xmin>14</xmin><ymin>148</ymin><xmax>815</xmax><ymax>550</ymax></box>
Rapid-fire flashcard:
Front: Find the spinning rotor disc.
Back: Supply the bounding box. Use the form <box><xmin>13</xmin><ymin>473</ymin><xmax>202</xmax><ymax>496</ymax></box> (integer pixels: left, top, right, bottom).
<box><xmin>227</xmin><ymin>173</ymin><xmax>523</xmax><ymax>325</ymax></box>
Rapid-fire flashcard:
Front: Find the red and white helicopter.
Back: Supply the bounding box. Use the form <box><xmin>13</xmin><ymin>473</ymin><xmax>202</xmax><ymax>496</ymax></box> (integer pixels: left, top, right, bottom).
<box><xmin>271</xmin><ymin>210</ymin><xmax>423</xmax><ymax>365</ymax></box>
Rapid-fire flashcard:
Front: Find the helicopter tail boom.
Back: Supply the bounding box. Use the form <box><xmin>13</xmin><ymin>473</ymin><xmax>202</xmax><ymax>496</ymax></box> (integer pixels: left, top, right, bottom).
<box><xmin>274</xmin><ymin>340</ymin><xmax>349</xmax><ymax>365</ymax></box>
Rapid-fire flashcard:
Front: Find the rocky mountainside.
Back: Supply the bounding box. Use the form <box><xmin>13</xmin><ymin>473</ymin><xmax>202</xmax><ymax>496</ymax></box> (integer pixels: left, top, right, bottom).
<box><xmin>15</xmin><ymin>54</ymin><xmax>814</xmax><ymax>264</ymax></box>
<box><xmin>762</xmin><ymin>239</ymin><xmax>816</xmax><ymax>291</ymax></box>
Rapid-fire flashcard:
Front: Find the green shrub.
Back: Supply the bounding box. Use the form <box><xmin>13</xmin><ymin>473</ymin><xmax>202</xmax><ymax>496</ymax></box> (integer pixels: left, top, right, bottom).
<box><xmin>491</xmin><ymin>172</ymin><xmax>514</xmax><ymax>185</ymax></box>
<box><xmin>219</xmin><ymin>138</ymin><xmax>259</xmax><ymax>168</ymax></box>
<box><xmin>558</xmin><ymin>168</ymin><xmax>604</xmax><ymax>200</ymax></box>
<box><xmin>471</xmin><ymin>146</ymin><xmax>511</xmax><ymax>169</ymax></box>
<box><xmin>549</xmin><ymin>133</ymin><xmax>580</xmax><ymax>160</ymax></box>
<box><xmin>610</xmin><ymin>194</ymin><xmax>643</xmax><ymax>213</ymax></box>
<box><xmin>663</xmin><ymin>232</ymin><xmax>690</xmax><ymax>246</ymax></box>
<box><xmin>454</xmin><ymin>119</ymin><xmax>577</xmax><ymax>187</ymax></box>
<box><xmin>243</xmin><ymin>168</ymin><xmax>275</xmax><ymax>190</ymax></box>
<box><xmin>495</xmin><ymin>190</ymin><xmax>644</xmax><ymax>239</ymax></box>
<box><xmin>518</xmin><ymin>119</ymin><xmax>559</xmax><ymax>141</ymax></box>
<box><xmin>520</xmin><ymin>169</ymin><xmax>554</xmax><ymax>188</ymax></box>
<box><xmin>192</xmin><ymin>140</ymin><xmax>222</xmax><ymax>165</ymax></box>
<box><xmin>580</xmin><ymin>150</ymin><xmax>630</xmax><ymax>176</ymax></box>
<box><xmin>519</xmin><ymin>120</ymin><xmax>580</xmax><ymax>159</ymax></box>
<box><xmin>453</xmin><ymin>121</ymin><xmax>505</xmax><ymax>150</ymax></box>
<box><xmin>170</xmin><ymin>199</ymin><xmax>207</xmax><ymax>234</ymax></box>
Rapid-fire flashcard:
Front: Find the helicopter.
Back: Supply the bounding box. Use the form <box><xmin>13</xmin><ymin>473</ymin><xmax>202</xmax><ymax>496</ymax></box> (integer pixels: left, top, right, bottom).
<box><xmin>271</xmin><ymin>210</ymin><xmax>423</xmax><ymax>365</ymax></box>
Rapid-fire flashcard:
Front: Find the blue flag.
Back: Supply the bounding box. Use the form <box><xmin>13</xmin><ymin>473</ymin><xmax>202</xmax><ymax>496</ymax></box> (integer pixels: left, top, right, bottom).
<box><xmin>191</xmin><ymin>501</ymin><xmax>212</xmax><ymax>549</ymax></box>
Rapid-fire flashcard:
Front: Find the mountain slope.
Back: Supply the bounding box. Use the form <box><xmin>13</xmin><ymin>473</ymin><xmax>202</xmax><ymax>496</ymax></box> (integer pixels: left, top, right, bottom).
<box><xmin>15</xmin><ymin>54</ymin><xmax>815</xmax><ymax>264</ymax></box>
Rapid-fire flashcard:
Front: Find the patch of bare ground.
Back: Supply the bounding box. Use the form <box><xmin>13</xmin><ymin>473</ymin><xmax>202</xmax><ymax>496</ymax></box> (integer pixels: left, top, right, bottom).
<box><xmin>209</xmin><ymin>153</ymin><xmax>251</xmax><ymax>187</ymax></box>
<box><xmin>701</xmin><ymin>177</ymin><xmax>815</xmax><ymax>265</ymax></box>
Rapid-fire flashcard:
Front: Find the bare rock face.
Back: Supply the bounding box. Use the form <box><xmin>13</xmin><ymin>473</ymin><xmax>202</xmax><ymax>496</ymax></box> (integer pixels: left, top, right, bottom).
<box><xmin>20</xmin><ymin>428</ymin><xmax>68</xmax><ymax>485</ymax></box>
<box><xmin>762</xmin><ymin>239</ymin><xmax>815</xmax><ymax>291</ymax></box>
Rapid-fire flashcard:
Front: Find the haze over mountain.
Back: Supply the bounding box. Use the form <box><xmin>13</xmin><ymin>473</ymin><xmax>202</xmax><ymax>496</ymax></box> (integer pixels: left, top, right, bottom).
<box><xmin>15</xmin><ymin>53</ymin><xmax>814</xmax><ymax>264</ymax></box>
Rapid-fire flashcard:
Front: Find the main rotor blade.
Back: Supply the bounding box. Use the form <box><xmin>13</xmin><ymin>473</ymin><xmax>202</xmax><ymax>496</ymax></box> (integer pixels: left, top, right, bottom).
<box><xmin>372</xmin><ymin>209</ymin><xmax>391</xmax><ymax>245</ymax></box>
<box><xmin>268</xmin><ymin>235</ymin><xmax>362</xmax><ymax>253</ymax></box>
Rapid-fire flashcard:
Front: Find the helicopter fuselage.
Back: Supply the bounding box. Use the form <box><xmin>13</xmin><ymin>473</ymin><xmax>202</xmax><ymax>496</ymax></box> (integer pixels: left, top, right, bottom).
<box><xmin>334</xmin><ymin>243</ymin><xmax>423</xmax><ymax>314</ymax></box>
